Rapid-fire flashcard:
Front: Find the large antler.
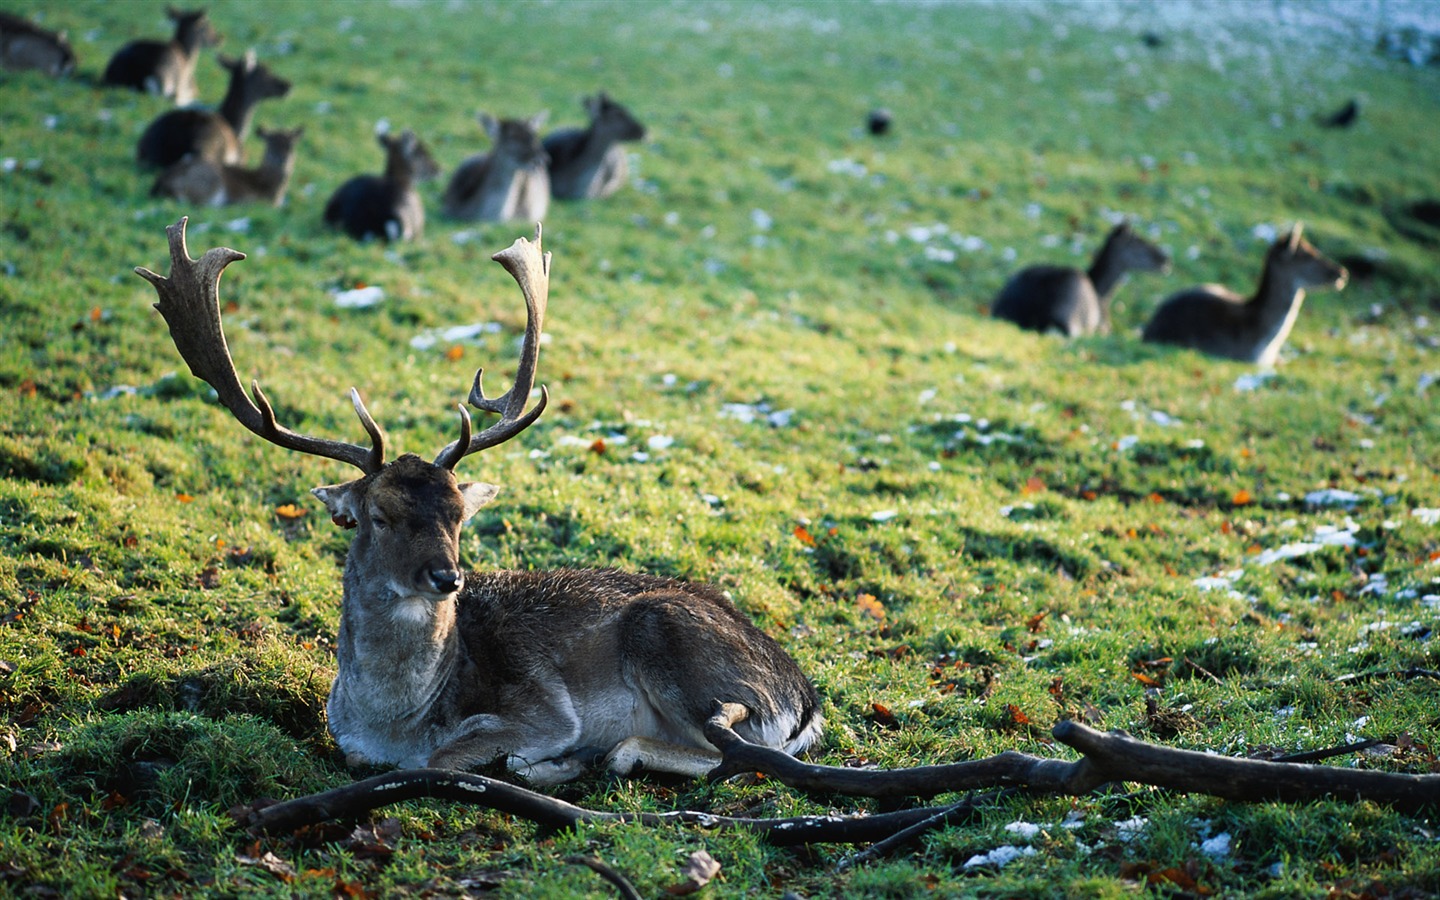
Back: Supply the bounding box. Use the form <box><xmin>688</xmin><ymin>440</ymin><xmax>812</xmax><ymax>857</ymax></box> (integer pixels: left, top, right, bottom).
<box><xmin>433</xmin><ymin>223</ymin><xmax>550</xmax><ymax>470</ymax></box>
<box><xmin>135</xmin><ymin>217</ymin><xmax>386</xmax><ymax>474</ymax></box>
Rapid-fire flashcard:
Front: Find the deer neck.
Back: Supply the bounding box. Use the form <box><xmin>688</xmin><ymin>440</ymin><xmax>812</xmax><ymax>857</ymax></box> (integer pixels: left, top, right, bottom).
<box><xmin>1245</xmin><ymin>261</ymin><xmax>1307</xmax><ymax>366</ymax></box>
<box><xmin>567</xmin><ymin>123</ymin><xmax>619</xmax><ymax>168</ymax></box>
<box><xmin>1085</xmin><ymin>236</ymin><xmax>1131</xmax><ymax>303</ymax></box>
<box><xmin>175</xmin><ymin>24</ymin><xmax>206</xmax><ymax>58</ymax></box>
<box><xmin>477</xmin><ymin>153</ymin><xmax>532</xmax><ymax>219</ymax></box>
<box><xmin>218</xmin><ymin>81</ymin><xmax>260</xmax><ymax>140</ymax></box>
<box><xmin>383</xmin><ymin>158</ymin><xmax>417</xmax><ymax>191</ymax></box>
<box><xmin>333</xmin><ymin>556</ymin><xmax>461</xmax><ymax>715</ymax></box>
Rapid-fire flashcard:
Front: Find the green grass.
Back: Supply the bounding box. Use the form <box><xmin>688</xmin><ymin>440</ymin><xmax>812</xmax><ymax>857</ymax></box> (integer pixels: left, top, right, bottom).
<box><xmin>2</xmin><ymin>0</ymin><xmax>1439</xmax><ymax>896</ymax></box>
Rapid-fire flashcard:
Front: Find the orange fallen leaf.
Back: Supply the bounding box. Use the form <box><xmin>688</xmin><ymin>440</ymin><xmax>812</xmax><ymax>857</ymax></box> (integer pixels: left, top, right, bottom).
<box><xmin>275</xmin><ymin>504</ymin><xmax>307</xmax><ymax>520</ymax></box>
<box><xmin>1007</xmin><ymin>704</ymin><xmax>1031</xmax><ymax>725</ymax></box>
<box><xmin>856</xmin><ymin>593</ymin><xmax>886</xmax><ymax>622</ymax></box>
<box><xmin>589</xmin><ymin>438</ymin><xmax>607</xmax><ymax>454</ymax></box>
<box><xmin>870</xmin><ymin>702</ymin><xmax>898</xmax><ymax>728</ymax></box>
<box><xmin>1132</xmin><ymin>671</ymin><xmax>1161</xmax><ymax>687</ymax></box>
<box><xmin>1025</xmin><ymin>611</ymin><xmax>1048</xmax><ymax>633</ymax></box>
<box><xmin>1147</xmin><ymin>492</ymin><xmax>1165</xmax><ymax>504</ymax></box>
<box><xmin>1022</xmin><ymin>476</ymin><xmax>1045</xmax><ymax>495</ymax></box>
<box><xmin>793</xmin><ymin>525</ymin><xmax>816</xmax><ymax>546</ymax></box>
<box><xmin>444</xmin><ymin>345</ymin><xmax>464</xmax><ymax>361</ymax></box>
<box><xmin>1232</xmin><ymin>489</ymin><xmax>1253</xmax><ymax>506</ymax></box>
<box><xmin>176</xmin><ymin>493</ymin><xmax>195</xmax><ymax>503</ymax></box>
<box><xmin>90</xmin><ymin>306</ymin><xmax>103</xmax><ymax>322</ymax></box>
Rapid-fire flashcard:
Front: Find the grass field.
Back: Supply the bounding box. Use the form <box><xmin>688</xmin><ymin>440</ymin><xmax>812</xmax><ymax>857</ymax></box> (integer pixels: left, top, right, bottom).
<box><xmin>2</xmin><ymin>0</ymin><xmax>1439</xmax><ymax>896</ymax></box>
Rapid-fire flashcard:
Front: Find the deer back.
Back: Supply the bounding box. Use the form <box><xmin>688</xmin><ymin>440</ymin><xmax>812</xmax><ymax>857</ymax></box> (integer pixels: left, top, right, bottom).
<box><xmin>544</xmin><ymin>92</ymin><xmax>647</xmax><ymax>200</ymax></box>
<box><xmin>0</xmin><ymin>12</ymin><xmax>75</xmax><ymax>77</ymax></box>
<box><xmin>442</xmin><ymin>112</ymin><xmax>550</xmax><ymax>223</ymax></box>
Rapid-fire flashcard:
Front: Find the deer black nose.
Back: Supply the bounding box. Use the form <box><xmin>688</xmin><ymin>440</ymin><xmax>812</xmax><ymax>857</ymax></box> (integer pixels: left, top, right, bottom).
<box><xmin>428</xmin><ymin>567</ymin><xmax>462</xmax><ymax>595</ymax></box>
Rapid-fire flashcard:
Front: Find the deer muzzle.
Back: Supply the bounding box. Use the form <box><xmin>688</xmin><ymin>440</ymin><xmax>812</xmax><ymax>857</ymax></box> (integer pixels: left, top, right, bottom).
<box><xmin>424</xmin><ymin>565</ymin><xmax>464</xmax><ymax>596</ymax></box>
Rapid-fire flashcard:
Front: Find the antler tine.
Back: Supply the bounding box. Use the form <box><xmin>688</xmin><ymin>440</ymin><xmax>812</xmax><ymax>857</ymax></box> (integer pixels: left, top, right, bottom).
<box><xmin>434</xmin><ymin>223</ymin><xmax>551</xmax><ymax>470</ymax></box>
<box><xmin>136</xmin><ymin>217</ymin><xmax>386</xmax><ymax>475</ymax></box>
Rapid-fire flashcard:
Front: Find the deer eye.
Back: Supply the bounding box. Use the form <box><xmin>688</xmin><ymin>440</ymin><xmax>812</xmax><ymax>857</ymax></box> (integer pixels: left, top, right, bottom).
<box><xmin>371</xmin><ymin>514</ymin><xmax>390</xmax><ymax>531</ymax></box>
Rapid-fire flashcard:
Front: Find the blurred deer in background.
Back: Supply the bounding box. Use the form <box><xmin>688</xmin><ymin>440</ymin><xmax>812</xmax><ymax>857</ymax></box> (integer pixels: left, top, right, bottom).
<box><xmin>135</xmin><ymin>50</ymin><xmax>290</xmax><ymax>168</ymax></box>
<box><xmin>135</xmin><ymin>219</ymin><xmax>821</xmax><ymax>784</ymax></box>
<box><xmin>1142</xmin><ymin>223</ymin><xmax>1347</xmax><ymax>366</ymax></box>
<box><xmin>0</xmin><ymin>11</ymin><xmax>76</xmax><ymax>77</ymax></box>
<box><xmin>543</xmin><ymin>92</ymin><xmax>646</xmax><ymax>200</ymax></box>
<box><xmin>151</xmin><ymin>125</ymin><xmax>302</xmax><ymax>206</ymax></box>
<box><xmin>323</xmin><ymin>128</ymin><xmax>440</xmax><ymax>242</ymax></box>
<box><xmin>442</xmin><ymin>112</ymin><xmax>550</xmax><ymax>223</ymax></box>
<box><xmin>991</xmin><ymin>222</ymin><xmax>1170</xmax><ymax>337</ymax></box>
<box><xmin>102</xmin><ymin>6</ymin><xmax>221</xmax><ymax>106</ymax></box>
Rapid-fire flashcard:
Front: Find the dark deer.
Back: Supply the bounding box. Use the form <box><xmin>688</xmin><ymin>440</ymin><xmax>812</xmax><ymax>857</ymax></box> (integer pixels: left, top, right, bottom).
<box><xmin>991</xmin><ymin>222</ymin><xmax>1171</xmax><ymax>336</ymax></box>
<box><xmin>151</xmin><ymin>125</ymin><xmax>302</xmax><ymax>206</ymax></box>
<box><xmin>102</xmin><ymin>7</ymin><xmax>221</xmax><ymax>106</ymax></box>
<box><xmin>1142</xmin><ymin>224</ymin><xmax>1348</xmax><ymax>366</ymax></box>
<box><xmin>135</xmin><ymin>219</ymin><xmax>821</xmax><ymax>784</ymax></box>
<box><xmin>323</xmin><ymin>129</ymin><xmax>441</xmax><ymax>242</ymax></box>
<box><xmin>442</xmin><ymin>112</ymin><xmax>550</xmax><ymax>223</ymax></box>
<box><xmin>543</xmin><ymin>93</ymin><xmax>646</xmax><ymax>200</ymax></box>
<box><xmin>135</xmin><ymin>50</ymin><xmax>290</xmax><ymax>169</ymax></box>
<box><xmin>0</xmin><ymin>11</ymin><xmax>75</xmax><ymax>77</ymax></box>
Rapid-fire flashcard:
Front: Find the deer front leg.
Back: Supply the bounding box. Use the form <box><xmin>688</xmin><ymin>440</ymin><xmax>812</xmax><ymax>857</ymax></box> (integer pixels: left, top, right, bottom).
<box><xmin>427</xmin><ymin>692</ymin><xmax>588</xmax><ymax>785</ymax></box>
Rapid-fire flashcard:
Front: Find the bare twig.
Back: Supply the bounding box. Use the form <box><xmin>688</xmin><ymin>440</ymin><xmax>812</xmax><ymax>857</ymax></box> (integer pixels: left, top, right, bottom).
<box><xmin>835</xmin><ymin>792</ymin><xmax>1007</xmax><ymax>872</ymax></box>
<box><xmin>1272</xmin><ymin>738</ymin><xmax>1387</xmax><ymax>765</ymax></box>
<box><xmin>1182</xmin><ymin>656</ymin><xmax>1223</xmax><ymax>684</ymax></box>
<box><xmin>1335</xmin><ymin>668</ymin><xmax>1440</xmax><ymax>685</ymax></box>
<box><xmin>565</xmin><ymin>856</ymin><xmax>643</xmax><ymax>900</ymax></box>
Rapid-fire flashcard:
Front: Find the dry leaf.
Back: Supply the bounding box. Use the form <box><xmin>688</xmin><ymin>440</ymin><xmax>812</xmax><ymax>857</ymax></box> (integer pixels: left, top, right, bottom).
<box><xmin>444</xmin><ymin>345</ymin><xmax>464</xmax><ymax>361</ymax></box>
<box><xmin>664</xmin><ymin>850</ymin><xmax>721</xmax><ymax>896</ymax></box>
<box><xmin>237</xmin><ymin>851</ymin><xmax>296</xmax><ymax>882</ymax></box>
<box><xmin>176</xmin><ymin>493</ymin><xmax>195</xmax><ymax>503</ymax></box>
<box><xmin>1007</xmin><ymin>704</ymin><xmax>1031</xmax><ymax>725</ymax></box>
<box><xmin>856</xmin><ymin>593</ymin><xmax>885</xmax><ymax>622</ymax></box>
<box><xmin>793</xmin><ymin>525</ymin><xmax>816</xmax><ymax>546</ymax></box>
<box><xmin>275</xmin><ymin>503</ymin><xmax>307</xmax><ymax>520</ymax></box>
<box><xmin>1022</xmin><ymin>476</ymin><xmax>1045</xmax><ymax>495</ymax></box>
<box><xmin>1231</xmin><ymin>489</ymin><xmax>1253</xmax><ymax>506</ymax></box>
<box><xmin>1132</xmin><ymin>671</ymin><xmax>1161</xmax><ymax>687</ymax></box>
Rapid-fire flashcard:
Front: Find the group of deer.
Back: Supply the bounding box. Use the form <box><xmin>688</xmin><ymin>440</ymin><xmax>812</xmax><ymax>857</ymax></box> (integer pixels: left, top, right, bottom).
<box><xmin>990</xmin><ymin>220</ymin><xmax>1348</xmax><ymax>364</ymax></box>
<box><xmin>21</xmin><ymin>7</ymin><xmax>646</xmax><ymax>238</ymax></box>
<box><xmin>322</xmin><ymin>94</ymin><xmax>646</xmax><ymax>243</ymax></box>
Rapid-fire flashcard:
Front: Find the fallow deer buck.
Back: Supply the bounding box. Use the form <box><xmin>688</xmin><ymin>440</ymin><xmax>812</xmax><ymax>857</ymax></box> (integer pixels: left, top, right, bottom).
<box><xmin>1142</xmin><ymin>223</ymin><xmax>1348</xmax><ymax>366</ymax></box>
<box><xmin>543</xmin><ymin>92</ymin><xmax>646</xmax><ymax>201</ymax></box>
<box><xmin>135</xmin><ymin>50</ymin><xmax>290</xmax><ymax>169</ymax></box>
<box><xmin>0</xmin><ymin>11</ymin><xmax>76</xmax><ymax>77</ymax></box>
<box><xmin>323</xmin><ymin>129</ymin><xmax>440</xmax><ymax>242</ymax></box>
<box><xmin>151</xmin><ymin>125</ymin><xmax>302</xmax><ymax>207</ymax></box>
<box><xmin>135</xmin><ymin>219</ymin><xmax>822</xmax><ymax>784</ymax></box>
<box><xmin>991</xmin><ymin>222</ymin><xmax>1170</xmax><ymax>337</ymax></box>
<box><xmin>102</xmin><ymin>7</ymin><xmax>221</xmax><ymax>106</ymax></box>
<box><xmin>442</xmin><ymin>112</ymin><xmax>550</xmax><ymax>223</ymax></box>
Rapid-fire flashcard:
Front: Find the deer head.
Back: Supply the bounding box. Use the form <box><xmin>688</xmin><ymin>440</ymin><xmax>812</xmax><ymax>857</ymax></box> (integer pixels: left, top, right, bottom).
<box><xmin>136</xmin><ymin>218</ymin><xmax>550</xmax><ymax>600</ymax></box>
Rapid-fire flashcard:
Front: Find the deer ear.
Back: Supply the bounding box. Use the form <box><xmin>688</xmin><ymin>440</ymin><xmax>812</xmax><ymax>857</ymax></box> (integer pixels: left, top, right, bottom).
<box><xmin>529</xmin><ymin>109</ymin><xmax>550</xmax><ymax>131</ymax></box>
<box><xmin>312</xmin><ymin>481</ymin><xmax>365</xmax><ymax>529</ymax></box>
<box><xmin>1288</xmin><ymin>222</ymin><xmax>1304</xmax><ymax>249</ymax></box>
<box><xmin>584</xmin><ymin>94</ymin><xmax>602</xmax><ymax>118</ymax></box>
<box><xmin>457</xmin><ymin>482</ymin><xmax>501</xmax><ymax>522</ymax></box>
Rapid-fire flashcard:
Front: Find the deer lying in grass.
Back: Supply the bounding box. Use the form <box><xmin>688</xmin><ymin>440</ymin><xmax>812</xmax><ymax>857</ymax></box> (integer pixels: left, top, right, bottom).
<box><xmin>991</xmin><ymin>222</ymin><xmax>1170</xmax><ymax>336</ymax></box>
<box><xmin>1142</xmin><ymin>224</ymin><xmax>1348</xmax><ymax>366</ymax></box>
<box><xmin>0</xmin><ymin>11</ymin><xmax>75</xmax><ymax>77</ymax></box>
<box><xmin>135</xmin><ymin>219</ymin><xmax>821</xmax><ymax>784</ymax></box>
<box><xmin>151</xmin><ymin>125</ymin><xmax>302</xmax><ymax>206</ymax></box>
<box><xmin>323</xmin><ymin>129</ymin><xmax>441</xmax><ymax>242</ymax></box>
<box><xmin>102</xmin><ymin>7</ymin><xmax>221</xmax><ymax>106</ymax></box>
<box><xmin>442</xmin><ymin>113</ymin><xmax>550</xmax><ymax>223</ymax></box>
<box><xmin>543</xmin><ymin>92</ymin><xmax>646</xmax><ymax>200</ymax></box>
<box><xmin>135</xmin><ymin>50</ymin><xmax>290</xmax><ymax>169</ymax></box>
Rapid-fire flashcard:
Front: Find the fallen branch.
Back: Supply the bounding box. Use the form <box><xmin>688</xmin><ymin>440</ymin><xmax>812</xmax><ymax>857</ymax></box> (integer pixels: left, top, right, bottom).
<box><xmin>242</xmin><ymin>768</ymin><xmax>966</xmax><ymax>844</ymax></box>
<box><xmin>565</xmin><ymin>856</ymin><xmax>642</xmax><ymax>900</ymax></box>
<box><xmin>243</xmin><ymin>716</ymin><xmax>1440</xmax><ymax>842</ymax></box>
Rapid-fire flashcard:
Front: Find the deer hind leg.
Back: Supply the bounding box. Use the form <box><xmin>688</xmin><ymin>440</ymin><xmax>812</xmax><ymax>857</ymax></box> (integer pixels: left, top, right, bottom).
<box><xmin>603</xmin><ymin>735</ymin><xmax>722</xmax><ymax>779</ymax></box>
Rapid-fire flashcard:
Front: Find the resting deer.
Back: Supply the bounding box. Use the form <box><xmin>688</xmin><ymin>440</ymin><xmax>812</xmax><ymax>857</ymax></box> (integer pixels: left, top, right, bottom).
<box><xmin>543</xmin><ymin>92</ymin><xmax>646</xmax><ymax>200</ymax></box>
<box><xmin>135</xmin><ymin>50</ymin><xmax>290</xmax><ymax>169</ymax></box>
<box><xmin>1142</xmin><ymin>224</ymin><xmax>1348</xmax><ymax>366</ymax></box>
<box><xmin>102</xmin><ymin>7</ymin><xmax>221</xmax><ymax>106</ymax></box>
<box><xmin>151</xmin><ymin>125</ymin><xmax>302</xmax><ymax>207</ymax></box>
<box><xmin>135</xmin><ymin>219</ymin><xmax>821</xmax><ymax>783</ymax></box>
<box><xmin>442</xmin><ymin>112</ymin><xmax>550</xmax><ymax>223</ymax></box>
<box><xmin>323</xmin><ymin>129</ymin><xmax>441</xmax><ymax>242</ymax></box>
<box><xmin>0</xmin><ymin>11</ymin><xmax>76</xmax><ymax>77</ymax></box>
<box><xmin>991</xmin><ymin>222</ymin><xmax>1170</xmax><ymax>336</ymax></box>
